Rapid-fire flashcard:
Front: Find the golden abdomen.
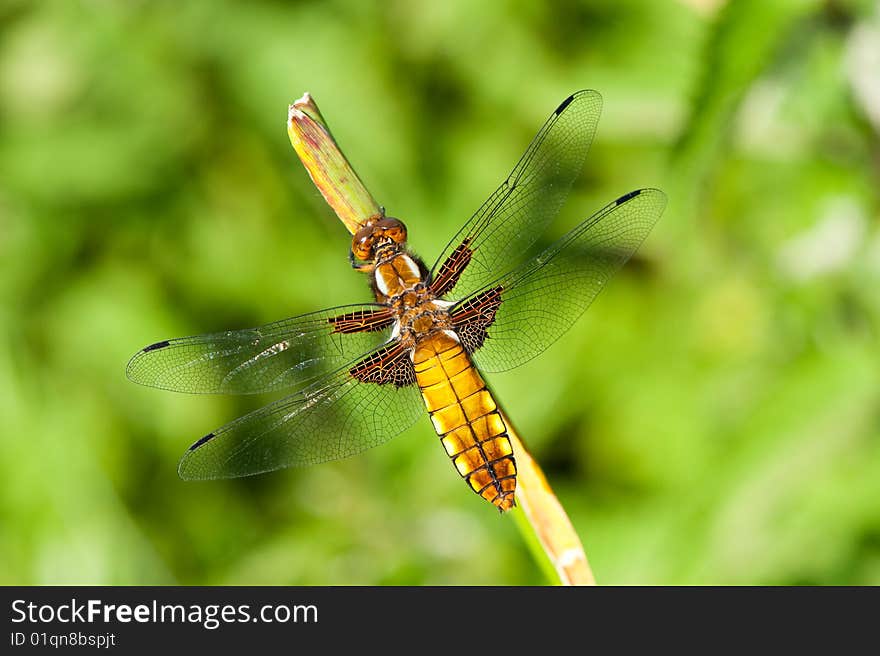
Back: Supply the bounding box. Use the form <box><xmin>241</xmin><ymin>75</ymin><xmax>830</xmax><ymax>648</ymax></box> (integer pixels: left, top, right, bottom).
<box><xmin>413</xmin><ymin>330</ymin><xmax>516</xmax><ymax>511</ymax></box>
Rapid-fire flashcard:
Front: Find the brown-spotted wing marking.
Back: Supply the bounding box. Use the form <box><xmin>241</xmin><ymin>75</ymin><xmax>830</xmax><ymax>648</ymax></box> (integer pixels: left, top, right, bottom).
<box><xmin>451</xmin><ymin>188</ymin><xmax>667</xmax><ymax>372</ymax></box>
<box><xmin>450</xmin><ymin>286</ymin><xmax>503</xmax><ymax>354</ymax></box>
<box><xmin>430</xmin><ymin>90</ymin><xmax>602</xmax><ymax>299</ymax></box>
<box><xmin>178</xmin><ymin>343</ymin><xmax>423</xmax><ymax>479</ymax></box>
<box><xmin>349</xmin><ymin>341</ymin><xmax>415</xmax><ymax>387</ymax></box>
<box><xmin>127</xmin><ymin>305</ymin><xmax>394</xmax><ymax>395</ymax></box>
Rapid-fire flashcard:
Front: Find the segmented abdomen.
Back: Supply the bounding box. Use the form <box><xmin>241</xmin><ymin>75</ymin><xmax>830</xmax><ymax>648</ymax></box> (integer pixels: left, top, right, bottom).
<box><xmin>413</xmin><ymin>330</ymin><xmax>516</xmax><ymax>511</ymax></box>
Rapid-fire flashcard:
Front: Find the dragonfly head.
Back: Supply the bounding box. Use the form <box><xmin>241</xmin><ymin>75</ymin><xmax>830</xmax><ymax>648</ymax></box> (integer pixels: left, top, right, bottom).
<box><xmin>351</xmin><ymin>216</ymin><xmax>408</xmax><ymax>264</ymax></box>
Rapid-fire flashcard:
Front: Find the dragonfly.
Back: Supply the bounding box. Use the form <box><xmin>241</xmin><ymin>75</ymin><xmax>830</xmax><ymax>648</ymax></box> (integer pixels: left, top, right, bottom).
<box><xmin>127</xmin><ymin>90</ymin><xmax>666</xmax><ymax>512</ymax></box>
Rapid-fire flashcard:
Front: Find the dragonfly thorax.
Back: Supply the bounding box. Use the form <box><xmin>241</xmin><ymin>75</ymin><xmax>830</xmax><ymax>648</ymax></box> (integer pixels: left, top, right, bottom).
<box><xmin>369</xmin><ymin>253</ymin><xmax>452</xmax><ymax>349</ymax></box>
<box><xmin>393</xmin><ymin>297</ymin><xmax>454</xmax><ymax>349</ymax></box>
<box><xmin>373</xmin><ymin>252</ymin><xmax>426</xmax><ymax>300</ymax></box>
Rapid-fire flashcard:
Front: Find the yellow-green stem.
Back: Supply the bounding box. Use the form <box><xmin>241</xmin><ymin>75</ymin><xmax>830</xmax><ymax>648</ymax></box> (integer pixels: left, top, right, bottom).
<box><xmin>503</xmin><ymin>410</ymin><xmax>595</xmax><ymax>585</ymax></box>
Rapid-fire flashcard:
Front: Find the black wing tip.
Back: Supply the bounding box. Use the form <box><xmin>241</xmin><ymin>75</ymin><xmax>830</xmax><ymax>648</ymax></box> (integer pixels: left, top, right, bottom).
<box><xmin>554</xmin><ymin>93</ymin><xmax>577</xmax><ymax>115</ymax></box>
<box><xmin>614</xmin><ymin>188</ymin><xmax>668</xmax><ymax>207</ymax></box>
<box><xmin>179</xmin><ymin>433</ymin><xmax>217</xmax><ymax>479</ymax></box>
<box><xmin>125</xmin><ymin>340</ymin><xmax>170</xmax><ymax>383</ymax></box>
<box><xmin>189</xmin><ymin>432</ymin><xmax>216</xmax><ymax>451</ymax></box>
<box><xmin>554</xmin><ymin>89</ymin><xmax>602</xmax><ymax>116</ymax></box>
<box><xmin>143</xmin><ymin>339</ymin><xmax>171</xmax><ymax>353</ymax></box>
<box><xmin>615</xmin><ymin>189</ymin><xmax>642</xmax><ymax>205</ymax></box>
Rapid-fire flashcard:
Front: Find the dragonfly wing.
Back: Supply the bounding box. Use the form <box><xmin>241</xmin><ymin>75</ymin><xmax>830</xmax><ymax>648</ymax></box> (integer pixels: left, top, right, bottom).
<box><xmin>178</xmin><ymin>343</ymin><xmax>424</xmax><ymax>478</ymax></box>
<box><xmin>127</xmin><ymin>304</ymin><xmax>394</xmax><ymax>394</ymax></box>
<box><xmin>430</xmin><ymin>90</ymin><xmax>602</xmax><ymax>300</ymax></box>
<box><xmin>454</xmin><ymin>188</ymin><xmax>667</xmax><ymax>373</ymax></box>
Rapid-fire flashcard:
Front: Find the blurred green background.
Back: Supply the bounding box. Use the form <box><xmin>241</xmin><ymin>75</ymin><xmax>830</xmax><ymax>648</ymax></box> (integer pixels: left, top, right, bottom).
<box><xmin>2</xmin><ymin>0</ymin><xmax>879</xmax><ymax>585</ymax></box>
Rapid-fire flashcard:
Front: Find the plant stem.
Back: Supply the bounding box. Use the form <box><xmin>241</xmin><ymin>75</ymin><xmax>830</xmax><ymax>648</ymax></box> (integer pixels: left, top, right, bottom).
<box><xmin>287</xmin><ymin>92</ymin><xmax>382</xmax><ymax>233</ymax></box>
<box><xmin>502</xmin><ymin>410</ymin><xmax>595</xmax><ymax>585</ymax></box>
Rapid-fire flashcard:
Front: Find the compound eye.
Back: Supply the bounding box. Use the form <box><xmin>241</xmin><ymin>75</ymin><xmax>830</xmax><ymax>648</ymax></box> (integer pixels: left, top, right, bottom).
<box><xmin>388</xmin><ymin>224</ymin><xmax>406</xmax><ymax>244</ymax></box>
<box><xmin>351</xmin><ymin>229</ymin><xmax>374</xmax><ymax>261</ymax></box>
<box><xmin>378</xmin><ymin>217</ymin><xmax>407</xmax><ymax>244</ymax></box>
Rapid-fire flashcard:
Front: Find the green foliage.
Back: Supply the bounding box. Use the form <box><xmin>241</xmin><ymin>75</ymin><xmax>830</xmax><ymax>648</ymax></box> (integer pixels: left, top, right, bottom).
<box><xmin>1</xmin><ymin>0</ymin><xmax>878</xmax><ymax>584</ymax></box>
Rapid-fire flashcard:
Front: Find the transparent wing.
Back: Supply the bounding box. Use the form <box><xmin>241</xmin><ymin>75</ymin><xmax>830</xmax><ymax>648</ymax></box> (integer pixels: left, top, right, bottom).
<box><xmin>430</xmin><ymin>90</ymin><xmax>602</xmax><ymax>300</ymax></box>
<box><xmin>464</xmin><ymin>188</ymin><xmax>667</xmax><ymax>373</ymax></box>
<box><xmin>126</xmin><ymin>304</ymin><xmax>393</xmax><ymax>394</ymax></box>
<box><xmin>177</xmin><ymin>352</ymin><xmax>425</xmax><ymax>479</ymax></box>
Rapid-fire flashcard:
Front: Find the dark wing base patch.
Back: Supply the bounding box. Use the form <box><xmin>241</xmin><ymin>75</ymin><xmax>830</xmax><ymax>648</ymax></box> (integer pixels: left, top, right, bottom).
<box><xmin>450</xmin><ymin>286</ymin><xmax>503</xmax><ymax>353</ymax></box>
<box><xmin>349</xmin><ymin>341</ymin><xmax>415</xmax><ymax>387</ymax></box>
<box><xmin>431</xmin><ymin>240</ymin><xmax>473</xmax><ymax>297</ymax></box>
